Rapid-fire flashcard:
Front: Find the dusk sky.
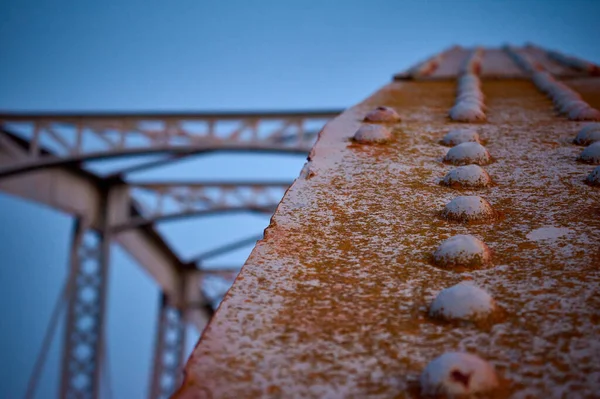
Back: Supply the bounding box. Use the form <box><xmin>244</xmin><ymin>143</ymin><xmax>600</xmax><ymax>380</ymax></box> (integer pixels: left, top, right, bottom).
<box><xmin>1</xmin><ymin>0</ymin><xmax>599</xmax><ymax>397</ymax></box>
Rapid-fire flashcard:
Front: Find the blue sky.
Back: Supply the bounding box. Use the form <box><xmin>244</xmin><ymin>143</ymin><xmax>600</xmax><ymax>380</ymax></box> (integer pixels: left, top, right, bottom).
<box><xmin>1</xmin><ymin>0</ymin><xmax>599</xmax><ymax>398</ymax></box>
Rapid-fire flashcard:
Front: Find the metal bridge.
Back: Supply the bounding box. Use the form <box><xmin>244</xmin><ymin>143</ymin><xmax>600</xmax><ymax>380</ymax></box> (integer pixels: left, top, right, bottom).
<box><xmin>0</xmin><ymin>109</ymin><xmax>340</xmax><ymax>399</ymax></box>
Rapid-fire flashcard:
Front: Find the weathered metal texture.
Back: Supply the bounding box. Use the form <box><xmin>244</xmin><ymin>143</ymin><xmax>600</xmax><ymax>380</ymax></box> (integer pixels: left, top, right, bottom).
<box><xmin>178</xmin><ymin>71</ymin><xmax>600</xmax><ymax>396</ymax></box>
<box><xmin>397</xmin><ymin>45</ymin><xmax>598</xmax><ymax>81</ymax></box>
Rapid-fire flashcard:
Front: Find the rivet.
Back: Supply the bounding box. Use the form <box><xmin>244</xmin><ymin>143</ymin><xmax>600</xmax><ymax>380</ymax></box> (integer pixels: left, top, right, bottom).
<box><xmin>574</xmin><ymin>123</ymin><xmax>600</xmax><ymax>145</ymax></box>
<box><xmin>441</xmin><ymin>165</ymin><xmax>491</xmax><ymax>188</ymax></box>
<box><xmin>444</xmin><ymin>142</ymin><xmax>491</xmax><ymax>166</ymax></box>
<box><xmin>586</xmin><ymin>166</ymin><xmax>600</xmax><ymax>186</ymax></box>
<box><xmin>429</xmin><ymin>281</ymin><xmax>497</xmax><ymax>322</ymax></box>
<box><xmin>449</xmin><ymin>102</ymin><xmax>486</xmax><ymax>122</ymax></box>
<box><xmin>441</xmin><ymin>129</ymin><xmax>481</xmax><ymax>147</ymax></box>
<box><xmin>578</xmin><ymin>142</ymin><xmax>600</xmax><ymax>164</ymax></box>
<box><xmin>420</xmin><ymin>352</ymin><xmax>498</xmax><ymax>397</ymax></box>
<box><xmin>363</xmin><ymin>106</ymin><xmax>401</xmax><ymax>123</ymax></box>
<box><xmin>449</xmin><ymin>71</ymin><xmax>486</xmax><ymax>122</ymax></box>
<box><xmin>433</xmin><ymin>235</ymin><xmax>492</xmax><ymax>269</ymax></box>
<box><xmin>442</xmin><ymin>196</ymin><xmax>496</xmax><ymax>222</ymax></box>
<box><xmin>569</xmin><ymin>106</ymin><xmax>600</xmax><ymax>121</ymax></box>
<box><xmin>353</xmin><ymin>125</ymin><xmax>393</xmax><ymax>144</ymax></box>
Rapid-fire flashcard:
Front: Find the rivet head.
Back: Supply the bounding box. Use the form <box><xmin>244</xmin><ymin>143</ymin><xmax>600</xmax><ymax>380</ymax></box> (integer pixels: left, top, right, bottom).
<box><xmin>442</xmin><ymin>196</ymin><xmax>496</xmax><ymax>222</ymax></box>
<box><xmin>353</xmin><ymin>125</ymin><xmax>393</xmax><ymax>144</ymax></box>
<box><xmin>433</xmin><ymin>235</ymin><xmax>492</xmax><ymax>269</ymax></box>
<box><xmin>559</xmin><ymin>99</ymin><xmax>588</xmax><ymax>114</ymax></box>
<box><xmin>444</xmin><ymin>142</ymin><xmax>491</xmax><ymax>165</ymax></box>
<box><xmin>574</xmin><ymin>123</ymin><xmax>600</xmax><ymax>146</ymax></box>
<box><xmin>429</xmin><ymin>282</ymin><xmax>497</xmax><ymax>321</ymax></box>
<box><xmin>363</xmin><ymin>106</ymin><xmax>401</xmax><ymax>123</ymax></box>
<box><xmin>441</xmin><ymin>129</ymin><xmax>481</xmax><ymax>147</ymax></box>
<box><xmin>420</xmin><ymin>352</ymin><xmax>499</xmax><ymax>397</ymax></box>
<box><xmin>569</xmin><ymin>106</ymin><xmax>600</xmax><ymax>121</ymax></box>
<box><xmin>578</xmin><ymin>142</ymin><xmax>600</xmax><ymax>164</ymax></box>
<box><xmin>586</xmin><ymin>166</ymin><xmax>600</xmax><ymax>186</ymax></box>
<box><xmin>441</xmin><ymin>165</ymin><xmax>491</xmax><ymax>188</ymax></box>
<box><xmin>449</xmin><ymin>102</ymin><xmax>486</xmax><ymax>122</ymax></box>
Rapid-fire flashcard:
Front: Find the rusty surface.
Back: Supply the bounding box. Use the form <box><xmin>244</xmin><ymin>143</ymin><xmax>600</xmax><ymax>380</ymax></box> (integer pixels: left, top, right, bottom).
<box><xmin>480</xmin><ymin>49</ymin><xmax>526</xmax><ymax>79</ymax></box>
<box><xmin>177</xmin><ymin>74</ymin><xmax>600</xmax><ymax>398</ymax></box>
<box><xmin>398</xmin><ymin>45</ymin><xmax>595</xmax><ymax>81</ymax></box>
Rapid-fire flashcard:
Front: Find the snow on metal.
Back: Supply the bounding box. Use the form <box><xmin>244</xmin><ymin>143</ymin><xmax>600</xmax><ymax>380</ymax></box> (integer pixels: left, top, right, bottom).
<box><xmin>178</xmin><ymin>46</ymin><xmax>600</xmax><ymax>398</ymax></box>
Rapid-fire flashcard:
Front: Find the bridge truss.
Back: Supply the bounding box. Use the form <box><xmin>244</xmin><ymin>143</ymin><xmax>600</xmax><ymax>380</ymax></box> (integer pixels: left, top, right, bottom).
<box><xmin>0</xmin><ymin>110</ymin><xmax>339</xmax><ymax>399</ymax></box>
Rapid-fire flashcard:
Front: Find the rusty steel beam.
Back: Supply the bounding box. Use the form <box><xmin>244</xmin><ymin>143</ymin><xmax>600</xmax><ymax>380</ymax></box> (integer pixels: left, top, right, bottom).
<box><xmin>176</xmin><ymin>47</ymin><xmax>600</xmax><ymax>398</ymax></box>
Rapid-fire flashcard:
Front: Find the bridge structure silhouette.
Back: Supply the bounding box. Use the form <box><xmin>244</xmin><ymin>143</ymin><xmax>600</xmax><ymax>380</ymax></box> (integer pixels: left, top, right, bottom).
<box><xmin>0</xmin><ymin>109</ymin><xmax>340</xmax><ymax>399</ymax></box>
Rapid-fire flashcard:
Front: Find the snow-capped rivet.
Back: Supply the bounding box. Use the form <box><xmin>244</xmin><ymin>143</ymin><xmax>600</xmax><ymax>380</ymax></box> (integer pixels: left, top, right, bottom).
<box><xmin>578</xmin><ymin>142</ymin><xmax>600</xmax><ymax>164</ymax></box>
<box><xmin>440</xmin><ymin>129</ymin><xmax>481</xmax><ymax>147</ymax></box>
<box><xmin>559</xmin><ymin>100</ymin><xmax>588</xmax><ymax>114</ymax></box>
<box><xmin>441</xmin><ymin>165</ymin><xmax>491</xmax><ymax>188</ymax></box>
<box><xmin>363</xmin><ymin>106</ymin><xmax>401</xmax><ymax>123</ymax></box>
<box><xmin>586</xmin><ymin>165</ymin><xmax>600</xmax><ymax>186</ymax></box>
<box><xmin>442</xmin><ymin>196</ymin><xmax>496</xmax><ymax>223</ymax></box>
<box><xmin>433</xmin><ymin>235</ymin><xmax>492</xmax><ymax>269</ymax></box>
<box><xmin>449</xmin><ymin>102</ymin><xmax>486</xmax><ymax>122</ymax></box>
<box><xmin>444</xmin><ymin>142</ymin><xmax>491</xmax><ymax>166</ymax></box>
<box><xmin>420</xmin><ymin>352</ymin><xmax>498</xmax><ymax>397</ymax></box>
<box><xmin>574</xmin><ymin>123</ymin><xmax>600</xmax><ymax>145</ymax></box>
<box><xmin>569</xmin><ymin>106</ymin><xmax>600</xmax><ymax>121</ymax></box>
<box><xmin>353</xmin><ymin>124</ymin><xmax>393</xmax><ymax>144</ymax></box>
<box><xmin>429</xmin><ymin>281</ymin><xmax>497</xmax><ymax>322</ymax></box>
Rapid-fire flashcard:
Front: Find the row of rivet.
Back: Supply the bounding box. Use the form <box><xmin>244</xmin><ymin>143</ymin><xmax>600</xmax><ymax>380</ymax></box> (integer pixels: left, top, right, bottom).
<box><xmin>575</xmin><ymin>123</ymin><xmax>600</xmax><ymax>185</ymax></box>
<box><xmin>422</xmin><ymin>128</ymin><xmax>500</xmax><ymax>396</ymax></box>
<box><xmin>505</xmin><ymin>46</ymin><xmax>600</xmax><ymax>121</ymax></box>
<box><xmin>352</xmin><ymin>108</ymin><xmax>499</xmax><ymax>395</ymax></box>
<box><xmin>545</xmin><ymin>49</ymin><xmax>600</xmax><ymax>75</ymax></box>
<box><xmin>352</xmin><ymin>107</ymin><xmax>401</xmax><ymax>144</ymax></box>
<box><xmin>449</xmin><ymin>49</ymin><xmax>486</xmax><ymax>122</ymax></box>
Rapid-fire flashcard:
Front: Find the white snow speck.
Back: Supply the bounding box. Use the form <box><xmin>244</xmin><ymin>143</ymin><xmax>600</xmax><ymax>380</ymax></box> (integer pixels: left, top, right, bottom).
<box><xmin>526</xmin><ymin>226</ymin><xmax>572</xmax><ymax>241</ymax></box>
<box><xmin>578</xmin><ymin>142</ymin><xmax>600</xmax><ymax>164</ymax></box>
<box><xmin>429</xmin><ymin>282</ymin><xmax>497</xmax><ymax>321</ymax></box>
<box><xmin>441</xmin><ymin>165</ymin><xmax>491</xmax><ymax>188</ymax></box>
<box><xmin>444</xmin><ymin>142</ymin><xmax>491</xmax><ymax>166</ymax></box>
<box><xmin>420</xmin><ymin>352</ymin><xmax>498</xmax><ymax>397</ymax></box>
<box><xmin>363</xmin><ymin>106</ymin><xmax>401</xmax><ymax>123</ymax></box>
<box><xmin>442</xmin><ymin>196</ymin><xmax>496</xmax><ymax>222</ymax></box>
<box><xmin>433</xmin><ymin>235</ymin><xmax>491</xmax><ymax>269</ymax></box>
<box><xmin>353</xmin><ymin>124</ymin><xmax>393</xmax><ymax>144</ymax></box>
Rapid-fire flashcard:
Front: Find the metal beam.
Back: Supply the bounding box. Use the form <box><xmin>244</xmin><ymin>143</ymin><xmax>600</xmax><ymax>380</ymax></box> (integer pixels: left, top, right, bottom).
<box><xmin>0</xmin><ymin>110</ymin><xmax>341</xmax><ymax>120</ymax></box>
<box><xmin>187</xmin><ymin>234</ymin><xmax>263</xmax><ymax>264</ymax></box>
<box><xmin>149</xmin><ymin>294</ymin><xmax>187</xmax><ymax>399</ymax></box>
<box><xmin>60</xmin><ymin>217</ymin><xmax>110</xmax><ymax>399</ymax></box>
<box><xmin>0</xmin><ymin>144</ymin><xmax>309</xmax><ymax>179</ymax></box>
